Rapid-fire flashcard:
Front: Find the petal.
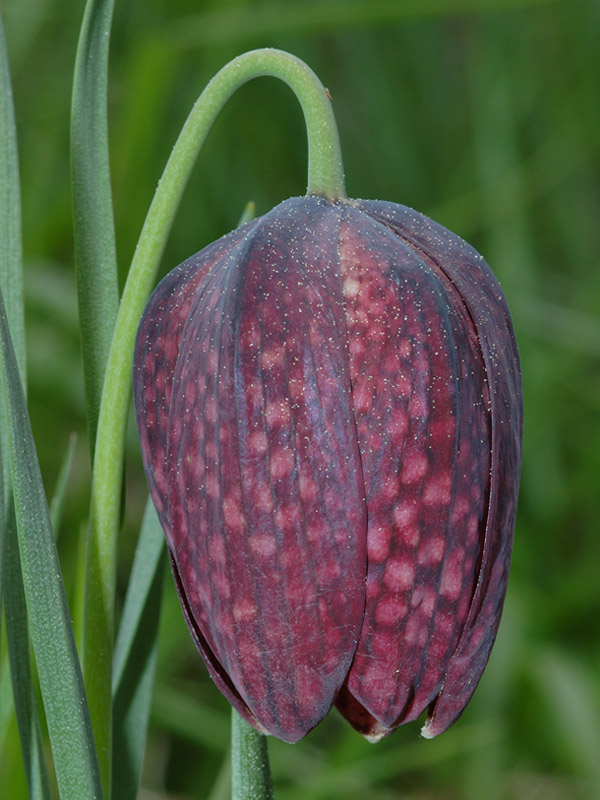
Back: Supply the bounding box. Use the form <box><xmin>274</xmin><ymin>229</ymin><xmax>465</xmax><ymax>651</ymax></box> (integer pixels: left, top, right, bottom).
<box><xmin>169</xmin><ymin>551</ymin><xmax>267</xmax><ymax>733</ymax></box>
<box><xmin>166</xmin><ymin>197</ymin><xmax>367</xmax><ymax>742</ymax></box>
<box><xmin>133</xmin><ymin>221</ymin><xmax>259</xmax><ymax>539</ymax></box>
<box><xmin>134</xmin><ymin>220</ymin><xmax>266</xmax><ymax>730</ymax></box>
<box><xmin>358</xmin><ymin>201</ymin><xmax>522</xmax><ymax>736</ymax></box>
<box><xmin>335</xmin><ymin>205</ymin><xmax>491</xmax><ymax>734</ymax></box>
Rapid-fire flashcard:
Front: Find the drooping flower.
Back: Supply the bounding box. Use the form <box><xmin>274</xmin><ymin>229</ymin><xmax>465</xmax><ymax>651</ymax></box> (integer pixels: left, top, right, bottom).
<box><xmin>133</xmin><ymin>195</ymin><xmax>522</xmax><ymax>743</ymax></box>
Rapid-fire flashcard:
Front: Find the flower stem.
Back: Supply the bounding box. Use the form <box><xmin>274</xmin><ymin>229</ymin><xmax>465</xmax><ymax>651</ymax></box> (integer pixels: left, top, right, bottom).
<box><xmin>231</xmin><ymin>711</ymin><xmax>274</xmax><ymax>800</ymax></box>
<box><xmin>86</xmin><ymin>48</ymin><xmax>336</xmax><ymax>798</ymax></box>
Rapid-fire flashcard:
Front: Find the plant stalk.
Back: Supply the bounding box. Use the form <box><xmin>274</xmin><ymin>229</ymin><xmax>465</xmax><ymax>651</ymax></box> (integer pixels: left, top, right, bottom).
<box><xmin>231</xmin><ymin>711</ymin><xmax>274</xmax><ymax>800</ymax></box>
<box><xmin>85</xmin><ymin>48</ymin><xmax>345</xmax><ymax>799</ymax></box>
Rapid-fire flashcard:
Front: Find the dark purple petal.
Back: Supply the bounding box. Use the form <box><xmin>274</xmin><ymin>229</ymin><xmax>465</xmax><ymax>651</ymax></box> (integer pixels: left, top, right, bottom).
<box><xmin>134</xmin><ymin>222</ymin><xmax>267</xmax><ymax>730</ymax></box>
<box><xmin>134</xmin><ymin>222</ymin><xmax>259</xmax><ymax>538</ymax></box>
<box><xmin>163</xmin><ymin>198</ymin><xmax>367</xmax><ymax>742</ymax></box>
<box><xmin>356</xmin><ymin>200</ymin><xmax>522</xmax><ymax>736</ymax></box>
<box><xmin>334</xmin><ymin>205</ymin><xmax>492</xmax><ymax>736</ymax></box>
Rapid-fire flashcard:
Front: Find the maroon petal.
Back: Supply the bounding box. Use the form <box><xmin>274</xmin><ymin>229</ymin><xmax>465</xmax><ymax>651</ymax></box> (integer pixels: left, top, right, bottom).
<box><xmin>165</xmin><ymin>197</ymin><xmax>367</xmax><ymax>742</ymax></box>
<box><xmin>358</xmin><ymin>201</ymin><xmax>522</xmax><ymax>737</ymax></box>
<box><xmin>134</xmin><ymin>221</ymin><xmax>267</xmax><ymax>731</ymax></box>
<box><xmin>334</xmin><ymin>205</ymin><xmax>492</xmax><ymax>736</ymax></box>
<box><xmin>133</xmin><ymin>222</ymin><xmax>259</xmax><ymax>538</ymax></box>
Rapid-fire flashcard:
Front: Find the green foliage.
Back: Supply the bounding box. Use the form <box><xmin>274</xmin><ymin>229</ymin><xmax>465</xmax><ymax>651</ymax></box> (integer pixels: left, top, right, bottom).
<box><xmin>1</xmin><ymin>0</ymin><xmax>599</xmax><ymax>798</ymax></box>
<box><xmin>0</xmin><ymin>287</ymin><xmax>102</xmax><ymax>798</ymax></box>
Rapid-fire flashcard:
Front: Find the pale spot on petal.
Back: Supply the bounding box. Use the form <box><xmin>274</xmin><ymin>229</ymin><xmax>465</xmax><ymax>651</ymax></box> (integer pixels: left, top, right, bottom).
<box><xmin>393</xmin><ymin>501</ymin><xmax>417</xmax><ymax>530</ymax></box>
<box><xmin>383</xmin><ymin>557</ymin><xmax>415</xmax><ymax>591</ymax></box>
<box><xmin>249</xmin><ymin>535</ymin><xmax>277</xmax><ymax>559</ymax></box>
<box><xmin>375</xmin><ymin>596</ymin><xmax>408</xmax><ymax>626</ymax></box>
<box><xmin>417</xmin><ymin>536</ymin><xmax>446</xmax><ymax>565</ymax></box>
<box><xmin>233</xmin><ymin>599</ymin><xmax>258</xmax><ymax>622</ymax></box>
<box><xmin>440</xmin><ymin>551</ymin><xmax>464</xmax><ymax>601</ymax></box>
<box><xmin>343</xmin><ymin>277</ymin><xmax>360</xmax><ymax>298</ymax></box>
<box><xmin>223</xmin><ymin>496</ymin><xmax>245</xmax><ymax>531</ymax></box>
<box><xmin>248</xmin><ymin>430</ymin><xmax>268</xmax><ymax>454</ymax></box>
<box><xmin>367</xmin><ymin>526</ymin><xmax>391</xmax><ymax>561</ymax></box>
<box><xmin>260</xmin><ymin>345</ymin><xmax>285</xmax><ymax>369</ymax></box>
<box><xmin>423</xmin><ymin>473</ymin><xmax>452</xmax><ymax>506</ymax></box>
<box><xmin>270</xmin><ymin>447</ymin><xmax>295</xmax><ymax>480</ymax></box>
<box><xmin>401</xmin><ymin>453</ymin><xmax>428</xmax><ymax>484</ymax></box>
<box><xmin>265</xmin><ymin>400</ymin><xmax>292</xmax><ymax>427</ymax></box>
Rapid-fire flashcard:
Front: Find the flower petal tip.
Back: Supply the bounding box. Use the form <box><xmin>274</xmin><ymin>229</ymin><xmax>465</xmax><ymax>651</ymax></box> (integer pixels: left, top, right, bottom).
<box><xmin>419</xmin><ymin>719</ymin><xmax>436</xmax><ymax>740</ymax></box>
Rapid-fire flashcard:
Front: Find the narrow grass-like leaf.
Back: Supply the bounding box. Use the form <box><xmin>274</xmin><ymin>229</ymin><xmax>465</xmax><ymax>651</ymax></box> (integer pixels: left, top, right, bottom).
<box><xmin>112</xmin><ymin>600</ymin><xmax>162</xmax><ymax>800</ymax></box>
<box><xmin>207</xmin><ymin>756</ymin><xmax>231</xmax><ymax>800</ymax></box>
<box><xmin>0</xmin><ymin>4</ymin><xmax>24</xmax><ymax>729</ymax></box>
<box><xmin>269</xmin><ymin>720</ymin><xmax>501</xmax><ymax>799</ymax></box>
<box><xmin>71</xmin><ymin>0</ymin><xmax>119</xmax><ymax>459</ymax></box>
<box><xmin>2</xmin><ymin>505</ymin><xmax>51</xmax><ymax>800</ymax></box>
<box><xmin>49</xmin><ymin>431</ymin><xmax>78</xmax><ymax>537</ymax></box>
<box><xmin>0</xmin><ymin>5</ymin><xmax>25</xmax><ymax>609</ymax></box>
<box><xmin>237</xmin><ymin>201</ymin><xmax>256</xmax><ymax>227</ymax></box>
<box><xmin>72</xmin><ymin>2</ymin><xmax>120</xmax><ymax>792</ymax></box>
<box><xmin>532</xmin><ymin>649</ymin><xmax>600</xmax><ymax>790</ymax></box>
<box><xmin>150</xmin><ymin>687</ymin><xmax>230</xmax><ymax>752</ymax></box>
<box><xmin>0</xmin><ymin>659</ymin><xmax>12</xmax><ymax>757</ymax></box>
<box><xmin>112</xmin><ymin>500</ymin><xmax>165</xmax><ymax>800</ymax></box>
<box><xmin>0</xmin><ymin>287</ymin><xmax>103</xmax><ymax>800</ymax></box>
<box><xmin>112</xmin><ymin>501</ymin><xmax>165</xmax><ymax>690</ymax></box>
<box><xmin>0</xmin><ymin>11</ymin><xmax>25</xmax><ymax>383</ymax></box>
<box><xmin>166</xmin><ymin>0</ymin><xmax>561</xmax><ymax>49</ymax></box>
<box><xmin>0</xmin><ymin>408</ymin><xmax>4</xmax><ymax>609</ymax></box>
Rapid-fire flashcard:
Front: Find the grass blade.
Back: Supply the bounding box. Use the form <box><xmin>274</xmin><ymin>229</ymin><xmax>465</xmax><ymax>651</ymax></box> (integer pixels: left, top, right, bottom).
<box><xmin>112</xmin><ymin>501</ymin><xmax>165</xmax><ymax>691</ymax></box>
<box><xmin>0</xmin><ymin>1</ymin><xmax>25</xmax><ymax>603</ymax></box>
<box><xmin>71</xmin><ymin>0</ymin><xmax>119</xmax><ymax>458</ymax></box>
<box><xmin>2</xmin><ymin>506</ymin><xmax>51</xmax><ymax>800</ymax></box>
<box><xmin>0</xmin><ymin>659</ymin><xmax>12</xmax><ymax>757</ymax></box>
<box><xmin>0</xmin><ymin>3</ymin><xmax>25</xmax><ymax>746</ymax></box>
<box><xmin>0</xmin><ymin>391</ymin><xmax>4</xmax><ymax>607</ymax></box>
<box><xmin>49</xmin><ymin>431</ymin><xmax>78</xmax><ymax>537</ymax></box>
<box><xmin>72</xmin><ymin>2</ymin><xmax>120</xmax><ymax>793</ymax></box>
<box><xmin>0</xmin><ymin>10</ymin><xmax>25</xmax><ymax>383</ymax></box>
<box><xmin>532</xmin><ymin>649</ymin><xmax>600</xmax><ymax>791</ymax></box>
<box><xmin>166</xmin><ymin>0</ymin><xmax>561</xmax><ymax>50</ymax></box>
<box><xmin>112</xmin><ymin>501</ymin><xmax>166</xmax><ymax>800</ymax></box>
<box><xmin>0</xmin><ymin>286</ymin><xmax>103</xmax><ymax>800</ymax></box>
<box><xmin>150</xmin><ymin>686</ymin><xmax>230</xmax><ymax>753</ymax></box>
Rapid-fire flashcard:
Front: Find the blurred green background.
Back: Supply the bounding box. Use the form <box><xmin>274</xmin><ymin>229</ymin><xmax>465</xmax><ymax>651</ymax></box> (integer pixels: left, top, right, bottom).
<box><xmin>1</xmin><ymin>0</ymin><xmax>599</xmax><ymax>797</ymax></box>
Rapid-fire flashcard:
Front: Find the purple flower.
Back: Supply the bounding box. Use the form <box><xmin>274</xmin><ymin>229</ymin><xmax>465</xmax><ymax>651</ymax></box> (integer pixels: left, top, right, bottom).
<box><xmin>133</xmin><ymin>195</ymin><xmax>522</xmax><ymax>743</ymax></box>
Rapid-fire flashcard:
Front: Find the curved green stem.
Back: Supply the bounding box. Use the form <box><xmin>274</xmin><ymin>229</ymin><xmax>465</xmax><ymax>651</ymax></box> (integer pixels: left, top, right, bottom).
<box><xmin>83</xmin><ymin>48</ymin><xmax>344</xmax><ymax>799</ymax></box>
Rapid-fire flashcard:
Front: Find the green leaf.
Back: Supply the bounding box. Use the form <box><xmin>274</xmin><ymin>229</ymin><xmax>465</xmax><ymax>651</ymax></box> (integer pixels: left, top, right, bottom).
<box><xmin>71</xmin><ymin>0</ymin><xmax>119</xmax><ymax>459</ymax></box>
<box><xmin>0</xmin><ymin>393</ymin><xmax>4</xmax><ymax>604</ymax></box>
<box><xmin>0</xmin><ymin>286</ymin><xmax>103</xmax><ymax>800</ymax></box>
<box><xmin>165</xmin><ymin>0</ymin><xmax>562</xmax><ymax>50</ymax></box>
<box><xmin>0</xmin><ymin>10</ymin><xmax>25</xmax><ymax>384</ymax></box>
<box><xmin>0</xmin><ymin>2</ymin><xmax>25</xmax><ymax>611</ymax></box>
<box><xmin>150</xmin><ymin>686</ymin><xmax>230</xmax><ymax>753</ymax></box>
<box><xmin>49</xmin><ymin>432</ymin><xmax>78</xmax><ymax>538</ymax></box>
<box><xmin>72</xmin><ymin>2</ymin><xmax>120</xmax><ymax>793</ymax></box>
<box><xmin>0</xmin><ymin>1</ymin><xmax>25</xmax><ymax>744</ymax></box>
<box><xmin>112</xmin><ymin>501</ymin><xmax>165</xmax><ymax>800</ymax></box>
<box><xmin>0</xmin><ymin>659</ymin><xmax>12</xmax><ymax>758</ymax></box>
<box><xmin>2</xmin><ymin>505</ymin><xmax>51</xmax><ymax>800</ymax></box>
<box><xmin>531</xmin><ymin>649</ymin><xmax>600</xmax><ymax>787</ymax></box>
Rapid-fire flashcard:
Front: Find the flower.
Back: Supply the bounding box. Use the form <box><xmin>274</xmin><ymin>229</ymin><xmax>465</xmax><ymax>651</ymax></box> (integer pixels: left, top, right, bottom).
<box><xmin>133</xmin><ymin>195</ymin><xmax>522</xmax><ymax>743</ymax></box>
